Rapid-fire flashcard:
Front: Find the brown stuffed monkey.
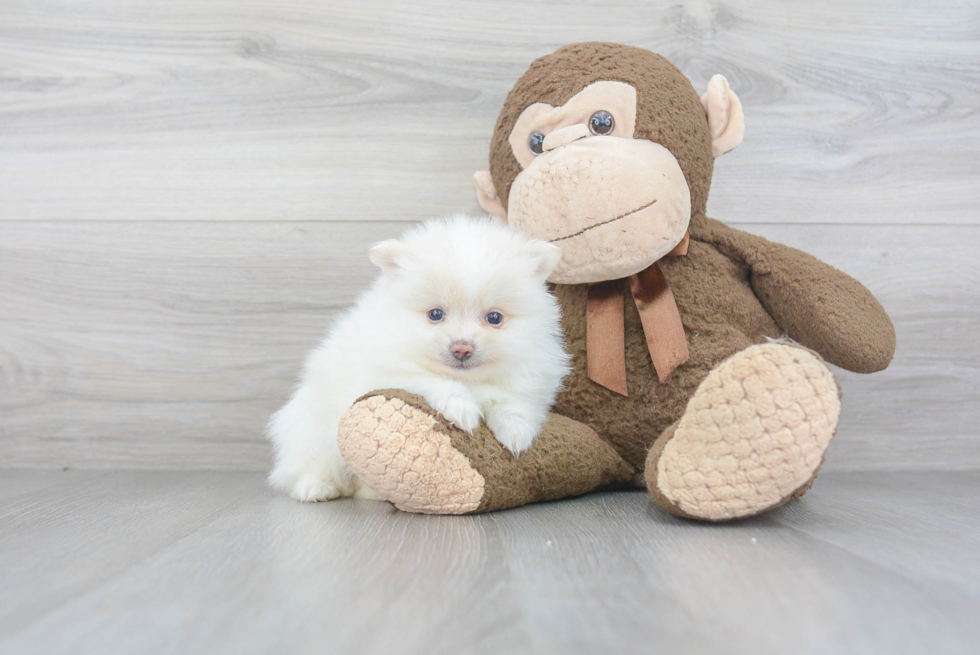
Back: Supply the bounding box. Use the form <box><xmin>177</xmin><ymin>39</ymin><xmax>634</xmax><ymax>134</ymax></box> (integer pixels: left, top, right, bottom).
<box><xmin>337</xmin><ymin>43</ymin><xmax>896</xmax><ymax>521</ymax></box>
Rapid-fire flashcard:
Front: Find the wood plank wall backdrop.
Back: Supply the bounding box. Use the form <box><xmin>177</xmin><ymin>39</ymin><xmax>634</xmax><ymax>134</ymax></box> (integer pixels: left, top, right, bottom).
<box><xmin>1</xmin><ymin>0</ymin><xmax>978</xmax><ymax>471</ymax></box>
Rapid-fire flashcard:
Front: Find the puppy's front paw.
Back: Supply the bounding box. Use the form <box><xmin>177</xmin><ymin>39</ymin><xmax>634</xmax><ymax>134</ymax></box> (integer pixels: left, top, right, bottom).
<box><xmin>291</xmin><ymin>474</ymin><xmax>341</xmax><ymax>502</ymax></box>
<box><xmin>486</xmin><ymin>411</ymin><xmax>539</xmax><ymax>456</ymax></box>
<box><xmin>432</xmin><ymin>394</ymin><xmax>482</xmax><ymax>434</ymax></box>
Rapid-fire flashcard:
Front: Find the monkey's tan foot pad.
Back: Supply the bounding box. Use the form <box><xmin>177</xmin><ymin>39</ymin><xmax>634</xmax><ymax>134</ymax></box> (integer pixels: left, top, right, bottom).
<box><xmin>338</xmin><ymin>389</ymin><xmax>636</xmax><ymax>515</ymax></box>
<box><xmin>646</xmin><ymin>343</ymin><xmax>841</xmax><ymax>522</ymax></box>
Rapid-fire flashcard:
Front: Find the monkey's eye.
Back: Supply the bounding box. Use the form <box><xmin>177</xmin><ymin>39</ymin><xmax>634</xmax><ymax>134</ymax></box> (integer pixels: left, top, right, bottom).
<box><xmin>528</xmin><ymin>131</ymin><xmax>545</xmax><ymax>155</ymax></box>
<box><xmin>427</xmin><ymin>308</ymin><xmax>445</xmax><ymax>322</ymax></box>
<box><xmin>485</xmin><ymin>312</ymin><xmax>503</xmax><ymax>326</ymax></box>
<box><xmin>589</xmin><ymin>110</ymin><xmax>615</xmax><ymax>135</ymax></box>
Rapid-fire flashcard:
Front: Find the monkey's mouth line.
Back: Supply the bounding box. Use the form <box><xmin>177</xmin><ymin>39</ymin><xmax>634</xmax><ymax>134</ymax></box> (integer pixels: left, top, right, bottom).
<box><xmin>548</xmin><ymin>199</ymin><xmax>658</xmax><ymax>243</ymax></box>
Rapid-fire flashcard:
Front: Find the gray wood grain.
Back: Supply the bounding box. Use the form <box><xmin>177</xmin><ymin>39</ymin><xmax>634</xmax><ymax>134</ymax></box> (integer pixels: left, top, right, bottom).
<box><xmin>0</xmin><ymin>0</ymin><xmax>976</xmax><ymax>224</ymax></box>
<box><xmin>0</xmin><ymin>471</ymin><xmax>978</xmax><ymax>655</ymax></box>
<box><xmin>1</xmin><ymin>221</ymin><xmax>977</xmax><ymax>471</ymax></box>
<box><xmin>0</xmin><ymin>0</ymin><xmax>977</xmax><ymax>471</ymax></box>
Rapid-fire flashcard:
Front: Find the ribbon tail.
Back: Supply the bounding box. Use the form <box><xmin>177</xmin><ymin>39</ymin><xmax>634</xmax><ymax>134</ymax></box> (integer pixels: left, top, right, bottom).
<box><xmin>629</xmin><ymin>262</ymin><xmax>689</xmax><ymax>382</ymax></box>
<box><xmin>586</xmin><ymin>280</ymin><xmax>628</xmax><ymax>396</ymax></box>
<box><xmin>666</xmin><ymin>231</ymin><xmax>690</xmax><ymax>257</ymax></box>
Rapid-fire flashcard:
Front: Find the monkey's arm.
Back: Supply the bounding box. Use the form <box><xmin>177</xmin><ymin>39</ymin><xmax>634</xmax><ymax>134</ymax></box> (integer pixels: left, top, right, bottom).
<box><xmin>690</xmin><ymin>216</ymin><xmax>896</xmax><ymax>373</ymax></box>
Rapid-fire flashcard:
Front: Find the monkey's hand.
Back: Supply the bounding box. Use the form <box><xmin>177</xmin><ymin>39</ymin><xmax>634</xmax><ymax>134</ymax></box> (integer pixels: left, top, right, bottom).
<box><xmin>694</xmin><ymin>217</ymin><xmax>896</xmax><ymax>374</ymax></box>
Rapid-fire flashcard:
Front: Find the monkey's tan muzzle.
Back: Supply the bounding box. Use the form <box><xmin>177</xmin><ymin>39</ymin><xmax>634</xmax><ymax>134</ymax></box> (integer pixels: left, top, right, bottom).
<box><xmin>508</xmin><ymin>137</ymin><xmax>692</xmax><ymax>285</ymax></box>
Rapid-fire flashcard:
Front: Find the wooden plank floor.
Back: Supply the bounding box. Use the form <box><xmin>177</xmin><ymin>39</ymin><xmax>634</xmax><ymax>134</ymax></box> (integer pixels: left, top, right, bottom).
<box><xmin>1</xmin><ymin>470</ymin><xmax>978</xmax><ymax>655</ymax></box>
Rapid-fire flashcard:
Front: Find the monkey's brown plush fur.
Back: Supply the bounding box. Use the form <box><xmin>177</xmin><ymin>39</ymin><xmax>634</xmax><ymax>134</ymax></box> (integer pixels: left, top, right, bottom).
<box><xmin>338</xmin><ymin>43</ymin><xmax>896</xmax><ymax>521</ymax></box>
<box><xmin>553</xmin><ymin>214</ymin><xmax>895</xmax><ymax>472</ymax></box>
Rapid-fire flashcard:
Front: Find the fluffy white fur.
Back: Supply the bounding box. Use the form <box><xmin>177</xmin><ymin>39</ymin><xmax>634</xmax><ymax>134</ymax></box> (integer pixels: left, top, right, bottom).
<box><xmin>267</xmin><ymin>214</ymin><xmax>571</xmax><ymax>502</ymax></box>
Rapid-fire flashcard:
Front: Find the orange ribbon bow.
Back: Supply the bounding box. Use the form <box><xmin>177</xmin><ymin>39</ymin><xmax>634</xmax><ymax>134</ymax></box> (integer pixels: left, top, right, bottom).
<box><xmin>585</xmin><ymin>232</ymin><xmax>690</xmax><ymax>396</ymax></box>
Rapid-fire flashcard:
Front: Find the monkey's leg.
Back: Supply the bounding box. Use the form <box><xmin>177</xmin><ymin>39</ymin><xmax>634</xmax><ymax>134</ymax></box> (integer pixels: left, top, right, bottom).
<box><xmin>644</xmin><ymin>342</ymin><xmax>841</xmax><ymax>521</ymax></box>
<box><xmin>338</xmin><ymin>389</ymin><xmax>635</xmax><ymax>514</ymax></box>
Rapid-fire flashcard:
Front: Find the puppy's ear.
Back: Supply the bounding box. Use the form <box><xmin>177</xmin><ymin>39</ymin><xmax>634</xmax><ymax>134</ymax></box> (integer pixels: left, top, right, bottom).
<box><xmin>524</xmin><ymin>240</ymin><xmax>563</xmax><ymax>280</ymax></box>
<box><xmin>369</xmin><ymin>239</ymin><xmax>404</xmax><ymax>273</ymax></box>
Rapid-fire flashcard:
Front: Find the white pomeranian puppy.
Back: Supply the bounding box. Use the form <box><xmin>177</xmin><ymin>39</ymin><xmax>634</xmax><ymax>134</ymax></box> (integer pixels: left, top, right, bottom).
<box><xmin>267</xmin><ymin>214</ymin><xmax>571</xmax><ymax>502</ymax></box>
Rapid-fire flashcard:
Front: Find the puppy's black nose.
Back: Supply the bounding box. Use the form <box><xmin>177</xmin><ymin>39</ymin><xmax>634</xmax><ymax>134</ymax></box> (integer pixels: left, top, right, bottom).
<box><xmin>451</xmin><ymin>341</ymin><xmax>473</xmax><ymax>361</ymax></box>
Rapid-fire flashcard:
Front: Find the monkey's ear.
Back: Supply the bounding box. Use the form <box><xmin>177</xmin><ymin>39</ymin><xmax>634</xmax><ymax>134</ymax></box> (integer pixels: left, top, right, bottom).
<box><xmin>473</xmin><ymin>171</ymin><xmax>508</xmax><ymax>221</ymax></box>
<box><xmin>701</xmin><ymin>74</ymin><xmax>745</xmax><ymax>157</ymax></box>
<box><xmin>523</xmin><ymin>240</ymin><xmax>563</xmax><ymax>280</ymax></box>
<box><xmin>368</xmin><ymin>239</ymin><xmax>404</xmax><ymax>273</ymax></box>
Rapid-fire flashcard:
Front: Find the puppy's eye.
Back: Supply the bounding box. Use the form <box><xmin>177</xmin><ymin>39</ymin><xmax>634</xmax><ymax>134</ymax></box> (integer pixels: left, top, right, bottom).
<box><xmin>588</xmin><ymin>110</ymin><xmax>614</xmax><ymax>135</ymax></box>
<box><xmin>528</xmin><ymin>131</ymin><xmax>545</xmax><ymax>155</ymax></box>
<box><xmin>486</xmin><ymin>312</ymin><xmax>503</xmax><ymax>326</ymax></box>
<box><xmin>427</xmin><ymin>308</ymin><xmax>444</xmax><ymax>322</ymax></box>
